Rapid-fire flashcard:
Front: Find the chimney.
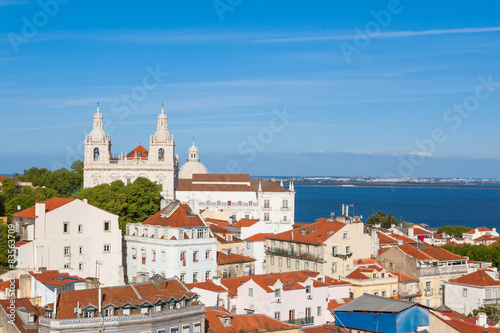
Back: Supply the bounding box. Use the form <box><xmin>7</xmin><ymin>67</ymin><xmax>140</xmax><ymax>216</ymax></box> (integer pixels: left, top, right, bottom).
<box><xmin>160</xmin><ymin>199</ymin><xmax>167</xmax><ymax>210</ymax></box>
<box><xmin>35</xmin><ymin>202</ymin><xmax>45</xmax><ymax>218</ymax></box>
<box><xmin>212</xmin><ymin>276</ymin><xmax>222</xmax><ymax>285</ymax></box>
<box><xmin>53</xmin><ymin>288</ymin><xmax>58</xmax><ymax>317</ymax></box>
<box><xmin>83</xmin><ymin>198</ymin><xmax>88</xmax><ymax>204</ymax></box>
<box><xmin>98</xmin><ymin>287</ymin><xmax>102</xmax><ymax>315</ymax></box>
<box><xmin>493</xmin><ymin>228</ymin><xmax>497</xmax><ymax>234</ymax></box>
<box><xmin>408</xmin><ymin>227</ymin><xmax>414</xmax><ymax>238</ymax></box>
<box><xmin>476</xmin><ymin>312</ymin><xmax>487</xmax><ymax>327</ymax></box>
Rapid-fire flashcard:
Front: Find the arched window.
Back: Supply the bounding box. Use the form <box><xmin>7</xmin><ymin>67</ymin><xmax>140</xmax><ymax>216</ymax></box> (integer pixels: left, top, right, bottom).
<box><xmin>93</xmin><ymin>148</ymin><xmax>100</xmax><ymax>161</ymax></box>
<box><xmin>158</xmin><ymin>148</ymin><xmax>165</xmax><ymax>161</ymax></box>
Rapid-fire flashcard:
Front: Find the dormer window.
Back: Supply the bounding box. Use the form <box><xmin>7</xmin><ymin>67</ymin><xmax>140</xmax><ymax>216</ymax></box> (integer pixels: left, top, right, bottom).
<box><xmin>123</xmin><ymin>307</ymin><xmax>131</xmax><ymax>315</ymax></box>
<box><xmin>224</xmin><ymin>317</ymin><xmax>231</xmax><ymax>326</ymax></box>
<box><xmin>93</xmin><ymin>148</ymin><xmax>99</xmax><ymax>161</ymax></box>
<box><xmin>104</xmin><ymin>307</ymin><xmax>114</xmax><ymax>317</ymax></box>
<box><xmin>84</xmin><ymin>310</ymin><xmax>95</xmax><ymax>318</ymax></box>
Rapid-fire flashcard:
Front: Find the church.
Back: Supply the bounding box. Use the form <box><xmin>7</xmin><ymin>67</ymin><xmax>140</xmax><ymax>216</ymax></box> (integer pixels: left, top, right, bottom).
<box><xmin>83</xmin><ymin>105</ymin><xmax>209</xmax><ymax>200</ymax></box>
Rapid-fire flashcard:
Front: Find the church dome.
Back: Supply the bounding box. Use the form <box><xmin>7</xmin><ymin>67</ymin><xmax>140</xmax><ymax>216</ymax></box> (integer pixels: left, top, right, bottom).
<box><xmin>88</xmin><ymin>106</ymin><xmax>108</xmax><ymax>142</ymax></box>
<box><xmin>179</xmin><ymin>140</ymin><xmax>209</xmax><ymax>179</ymax></box>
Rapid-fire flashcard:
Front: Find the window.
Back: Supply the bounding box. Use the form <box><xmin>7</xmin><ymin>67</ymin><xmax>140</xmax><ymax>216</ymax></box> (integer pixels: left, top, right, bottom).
<box><xmin>282</xmin><ymin>200</ymin><xmax>288</xmax><ymax>209</ymax></box>
<box><xmin>182</xmin><ymin>325</ymin><xmax>190</xmax><ymax>333</ymax></box>
<box><xmin>278</xmin><ymin>258</ymin><xmax>282</xmax><ymax>267</ymax></box>
<box><xmin>270</xmin><ymin>256</ymin><xmax>274</xmax><ymax>265</ymax></box>
<box><xmin>123</xmin><ymin>307</ymin><xmax>131</xmax><ymax>315</ymax></box>
<box><xmin>158</xmin><ymin>148</ymin><xmax>165</xmax><ymax>161</ymax></box>
<box><xmin>264</xmin><ymin>200</ymin><xmax>270</xmax><ymax>209</ymax></box>
<box><xmin>103</xmin><ymin>244</ymin><xmax>110</xmax><ymax>253</ymax></box>
<box><xmin>104</xmin><ymin>307</ymin><xmax>114</xmax><ymax>316</ymax></box>
<box><xmin>79</xmin><ymin>246</ymin><xmax>84</xmax><ymax>255</ymax></box>
<box><xmin>205</xmin><ymin>271</ymin><xmax>211</xmax><ymax>281</ymax></box>
<box><xmin>193</xmin><ymin>251</ymin><xmax>199</xmax><ymax>262</ymax></box>
<box><xmin>274</xmin><ymin>311</ymin><xmax>280</xmax><ymax>320</ymax></box>
<box><xmin>317</xmin><ymin>306</ymin><xmax>322</xmax><ymax>316</ymax></box>
<box><xmin>275</xmin><ymin>289</ymin><xmax>281</xmax><ymax>297</ymax></box>
<box><xmin>64</xmin><ymin>247</ymin><xmax>70</xmax><ymax>256</ymax></box>
<box><xmin>246</xmin><ymin>242</ymin><xmax>251</xmax><ymax>249</ymax></box>
<box><xmin>79</xmin><ymin>263</ymin><xmax>83</xmax><ymax>271</ymax></box>
<box><xmin>180</xmin><ymin>273</ymin><xmax>186</xmax><ymax>282</ymax></box>
<box><xmin>381</xmin><ymin>272</ymin><xmax>385</xmax><ymax>278</ymax></box>
<box><xmin>93</xmin><ymin>148</ymin><xmax>99</xmax><ymax>161</ymax></box>
<box><xmin>264</xmin><ymin>213</ymin><xmax>270</xmax><ymax>222</ymax></box>
<box><xmin>151</xmin><ymin>250</ymin><xmax>156</xmax><ymax>262</ymax></box>
<box><xmin>346</xmin><ymin>246</ymin><xmax>351</xmax><ymax>254</ymax></box>
<box><xmin>194</xmin><ymin>323</ymin><xmax>201</xmax><ymax>333</ymax></box>
<box><xmin>295</xmin><ymin>260</ymin><xmax>300</xmax><ymax>269</ymax></box>
<box><xmin>205</xmin><ymin>250</ymin><xmax>211</xmax><ymax>260</ymax></box>
<box><xmin>343</xmin><ymin>232</ymin><xmax>347</xmax><ymax>239</ymax></box>
<box><xmin>304</xmin><ymin>262</ymin><xmax>309</xmax><ymax>270</ymax></box>
<box><xmin>193</xmin><ymin>272</ymin><xmax>198</xmax><ymax>282</ymax></box>
<box><xmin>313</xmin><ymin>263</ymin><xmax>317</xmax><ymax>272</ymax></box>
<box><xmin>332</xmin><ymin>246</ymin><xmax>337</xmax><ymax>255</ymax></box>
<box><xmin>382</xmin><ymin>290</ymin><xmax>387</xmax><ymax>297</ymax></box>
<box><xmin>306</xmin><ymin>285</ymin><xmax>311</xmax><ymax>293</ymax></box>
<box><xmin>104</xmin><ymin>221</ymin><xmax>111</xmax><ymax>232</ymax></box>
<box><xmin>63</xmin><ymin>222</ymin><xmax>69</xmax><ymax>234</ymax></box>
<box><xmin>346</xmin><ymin>264</ymin><xmax>350</xmax><ymax>271</ymax></box>
<box><xmin>393</xmin><ymin>289</ymin><xmax>397</xmax><ymax>296</ymax></box>
<box><xmin>84</xmin><ymin>310</ymin><xmax>94</xmax><ymax>318</ymax></box>
<box><xmin>287</xmin><ymin>258</ymin><xmax>291</xmax><ymax>268</ymax></box>
<box><xmin>289</xmin><ymin>309</ymin><xmax>295</xmax><ymax>321</ymax></box>
<box><xmin>180</xmin><ymin>252</ymin><xmax>186</xmax><ymax>266</ymax></box>
<box><xmin>170</xmin><ymin>327</ymin><xmax>179</xmax><ymax>333</ymax></box>
<box><xmin>463</xmin><ymin>288</ymin><xmax>467</xmax><ymax>297</ymax></box>
<box><xmin>78</xmin><ymin>224</ymin><xmax>83</xmax><ymax>233</ymax></box>
<box><xmin>249</xmin><ymin>288</ymin><xmax>253</xmax><ymax>297</ymax></box>
<box><xmin>374</xmin><ymin>291</ymin><xmax>379</xmax><ymax>296</ymax></box>
<box><xmin>332</xmin><ymin>262</ymin><xmax>337</xmax><ymax>273</ymax></box>
<box><xmin>283</xmin><ymin>216</ymin><xmax>288</xmax><ymax>222</ymax></box>
<box><xmin>373</xmin><ymin>273</ymin><xmax>377</xmax><ymax>279</ymax></box>
<box><xmin>161</xmin><ymin>250</ymin><xmax>166</xmax><ymax>262</ymax></box>
<box><xmin>142</xmin><ymin>248</ymin><xmax>147</xmax><ymax>264</ymax></box>
<box><xmin>64</xmin><ymin>263</ymin><xmax>70</xmax><ymax>269</ymax></box>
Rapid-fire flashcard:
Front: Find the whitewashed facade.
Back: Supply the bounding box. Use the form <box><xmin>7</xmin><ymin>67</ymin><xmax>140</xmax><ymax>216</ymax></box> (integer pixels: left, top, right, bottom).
<box><xmin>83</xmin><ymin>105</ymin><xmax>178</xmax><ymax>200</ymax></box>
<box><xmin>124</xmin><ymin>202</ymin><xmax>217</xmax><ymax>284</ymax></box>
<box><xmin>13</xmin><ymin>198</ymin><xmax>124</xmax><ymax>287</ymax></box>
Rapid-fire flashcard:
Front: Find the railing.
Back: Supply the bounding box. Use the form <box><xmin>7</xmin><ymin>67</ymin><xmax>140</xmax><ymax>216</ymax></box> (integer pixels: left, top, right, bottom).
<box><xmin>266</xmin><ymin>248</ymin><xmax>325</xmax><ymax>263</ymax></box>
<box><xmin>398</xmin><ymin>291</ymin><xmax>422</xmax><ymax>299</ymax></box>
<box><xmin>419</xmin><ymin>265</ymin><xmax>468</xmax><ymax>277</ymax></box>
<box><xmin>286</xmin><ymin>316</ymin><xmax>314</xmax><ymax>325</ymax></box>
<box><xmin>484</xmin><ymin>298</ymin><xmax>500</xmax><ymax>305</ymax></box>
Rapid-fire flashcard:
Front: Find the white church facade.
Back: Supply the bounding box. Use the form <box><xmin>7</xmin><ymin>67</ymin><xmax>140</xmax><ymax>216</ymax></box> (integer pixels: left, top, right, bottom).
<box><xmin>83</xmin><ymin>105</ymin><xmax>180</xmax><ymax>200</ymax></box>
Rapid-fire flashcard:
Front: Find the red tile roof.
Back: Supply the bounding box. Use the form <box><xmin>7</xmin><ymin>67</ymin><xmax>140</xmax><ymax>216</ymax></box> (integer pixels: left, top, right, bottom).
<box><xmin>432</xmin><ymin>310</ymin><xmax>500</xmax><ymax>333</ymax></box>
<box><xmin>302</xmin><ymin>324</ymin><xmax>344</xmax><ymax>333</ymax></box>
<box><xmin>0</xmin><ymin>278</ymin><xmax>19</xmax><ymax>291</ymax></box>
<box><xmin>397</xmin><ymin>244</ymin><xmax>466</xmax><ymax>262</ymax></box>
<box><xmin>13</xmin><ymin>197</ymin><xmax>76</xmax><ymax>218</ymax></box>
<box><xmin>232</xmin><ymin>219</ymin><xmax>259</xmax><ymax>228</ymax></box>
<box><xmin>193</xmin><ymin>174</ymin><xmax>250</xmax><ymax>182</ymax></box>
<box><xmin>390</xmin><ymin>271</ymin><xmax>418</xmax><ymax>282</ymax></box>
<box><xmin>29</xmin><ymin>270</ymin><xmax>85</xmax><ymax>286</ymax></box>
<box><xmin>344</xmin><ymin>265</ymin><xmax>392</xmax><ymax>280</ymax></box>
<box><xmin>244</xmin><ymin>233</ymin><xmax>274</xmax><ymax>242</ymax></box>
<box><xmin>15</xmin><ymin>240</ymin><xmax>32</xmax><ymax>247</ymax></box>
<box><xmin>266</xmin><ymin>221</ymin><xmax>345</xmax><ymax>245</ymax></box>
<box><xmin>205</xmin><ymin>307</ymin><xmax>298</xmax><ymax>333</ymax></box>
<box><xmin>125</xmin><ymin>144</ymin><xmax>148</xmax><ymax>159</ymax></box>
<box><xmin>448</xmin><ymin>269</ymin><xmax>500</xmax><ymax>287</ymax></box>
<box><xmin>177</xmin><ymin>175</ymin><xmax>290</xmax><ymax>193</ymax></box>
<box><xmin>328</xmin><ymin>298</ymin><xmax>352</xmax><ymax>310</ymax></box>
<box><xmin>0</xmin><ymin>298</ymin><xmax>43</xmax><ymax>333</ymax></box>
<box><xmin>142</xmin><ymin>203</ymin><xmax>206</xmax><ymax>228</ymax></box>
<box><xmin>412</xmin><ymin>226</ymin><xmax>433</xmax><ymax>235</ymax></box>
<box><xmin>217</xmin><ymin>252</ymin><xmax>255</xmax><ymax>265</ymax></box>
<box><xmin>185</xmin><ymin>280</ymin><xmax>228</xmax><ymax>293</ymax></box>
<box><xmin>0</xmin><ymin>175</ymin><xmax>4</xmax><ymax>182</ymax></box>
<box><xmin>465</xmin><ymin>227</ymin><xmax>492</xmax><ymax>234</ymax></box>
<box><xmin>55</xmin><ymin>280</ymin><xmax>195</xmax><ymax>319</ymax></box>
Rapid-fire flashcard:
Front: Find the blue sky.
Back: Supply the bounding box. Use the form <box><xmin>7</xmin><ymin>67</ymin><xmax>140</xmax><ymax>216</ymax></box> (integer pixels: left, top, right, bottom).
<box><xmin>1</xmin><ymin>0</ymin><xmax>500</xmax><ymax>178</ymax></box>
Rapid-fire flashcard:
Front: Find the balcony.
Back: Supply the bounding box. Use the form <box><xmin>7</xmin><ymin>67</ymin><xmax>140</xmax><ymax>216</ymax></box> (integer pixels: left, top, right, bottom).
<box><xmin>286</xmin><ymin>316</ymin><xmax>314</xmax><ymax>326</ymax></box>
<box><xmin>281</xmin><ymin>206</ymin><xmax>289</xmax><ymax>211</ymax></box>
<box><xmin>419</xmin><ymin>264</ymin><xmax>468</xmax><ymax>277</ymax></box>
<box><xmin>484</xmin><ymin>298</ymin><xmax>500</xmax><ymax>306</ymax></box>
<box><xmin>266</xmin><ymin>248</ymin><xmax>325</xmax><ymax>263</ymax></box>
<box><xmin>398</xmin><ymin>291</ymin><xmax>422</xmax><ymax>299</ymax></box>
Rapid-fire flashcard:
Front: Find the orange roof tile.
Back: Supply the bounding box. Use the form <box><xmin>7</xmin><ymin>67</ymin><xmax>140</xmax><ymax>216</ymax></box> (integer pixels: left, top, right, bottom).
<box><xmin>29</xmin><ymin>270</ymin><xmax>85</xmax><ymax>286</ymax></box>
<box><xmin>390</xmin><ymin>271</ymin><xmax>418</xmax><ymax>282</ymax></box>
<box><xmin>465</xmin><ymin>227</ymin><xmax>492</xmax><ymax>234</ymax></box>
<box><xmin>0</xmin><ymin>298</ymin><xmax>42</xmax><ymax>333</ymax></box>
<box><xmin>0</xmin><ymin>278</ymin><xmax>19</xmax><ymax>291</ymax></box>
<box><xmin>15</xmin><ymin>240</ymin><xmax>32</xmax><ymax>247</ymax></box>
<box><xmin>397</xmin><ymin>244</ymin><xmax>466</xmax><ymax>262</ymax></box>
<box><xmin>205</xmin><ymin>307</ymin><xmax>298</xmax><ymax>333</ymax></box>
<box><xmin>302</xmin><ymin>324</ymin><xmax>343</xmax><ymax>333</ymax></box>
<box><xmin>328</xmin><ymin>298</ymin><xmax>352</xmax><ymax>310</ymax></box>
<box><xmin>266</xmin><ymin>221</ymin><xmax>345</xmax><ymax>245</ymax></box>
<box><xmin>185</xmin><ymin>280</ymin><xmax>228</xmax><ymax>293</ymax></box>
<box><xmin>432</xmin><ymin>310</ymin><xmax>500</xmax><ymax>333</ymax></box>
<box><xmin>217</xmin><ymin>252</ymin><xmax>255</xmax><ymax>265</ymax></box>
<box><xmin>244</xmin><ymin>233</ymin><xmax>274</xmax><ymax>242</ymax></box>
<box><xmin>177</xmin><ymin>175</ymin><xmax>290</xmax><ymax>193</ymax></box>
<box><xmin>142</xmin><ymin>203</ymin><xmax>206</xmax><ymax>228</ymax></box>
<box><xmin>0</xmin><ymin>175</ymin><xmax>4</xmax><ymax>182</ymax></box>
<box><xmin>448</xmin><ymin>269</ymin><xmax>500</xmax><ymax>287</ymax></box>
<box><xmin>13</xmin><ymin>197</ymin><xmax>76</xmax><ymax>218</ymax></box>
<box><xmin>232</xmin><ymin>219</ymin><xmax>259</xmax><ymax>228</ymax></box>
<box><xmin>412</xmin><ymin>226</ymin><xmax>433</xmax><ymax>235</ymax></box>
<box><xmin>125</xmin><ymin>144</ymin><xmax>148</xmax><ymax>159</ymax></box>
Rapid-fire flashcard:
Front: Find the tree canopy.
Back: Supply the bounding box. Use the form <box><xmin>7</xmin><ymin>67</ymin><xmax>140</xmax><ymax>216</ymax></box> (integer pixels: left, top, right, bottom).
<box><xmin>366</xmin><ymin>210</ymin><xmax>406</xmax><ymax>229</ymax></box>
<box><xmin>442</xmin><ymin>243</ymin><xmax>500</xmax><ymax>268</ymax></box>
<box><xmin>436</xmin><ymin>225</ymin><xmax>472</xmax><ymax>237</ymax></box>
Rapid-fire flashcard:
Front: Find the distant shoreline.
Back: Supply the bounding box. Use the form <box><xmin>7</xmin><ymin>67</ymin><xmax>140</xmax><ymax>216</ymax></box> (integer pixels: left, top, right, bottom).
<box><xmin>293</xmin><ymin>183</ymin><xmax>500</xmax><ymax>189</ymax></box>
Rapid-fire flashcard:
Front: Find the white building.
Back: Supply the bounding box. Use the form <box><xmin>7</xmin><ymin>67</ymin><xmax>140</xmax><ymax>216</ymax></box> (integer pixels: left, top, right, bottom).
<box><xmin>178</xmin><ymin>140</ymin><xmax>209</xmax><ymax>180</ymax></box>
<box><xmin>463</xmin><ymin>227</ymin><xmax>499</xmax><ymax>244</ymax></box>
<box><xmin>445</xmin><ymin>269</ymin><xmax>500</xmax><ymax>314</ymax></box>
<box><xmin>243</xmin><ymin>233</ymin><xmax>273</xmax><ymax>275</ymax></box>
<box><xmin>13</xmin><ymin>198</ymin><xmax>124</xmax><ymax>287</ymax></box>
<box><xmin>186</xmin><ymin>278</ymin><xmax>229</xmax><ymax>308</ymax></box>
<box><xmin>83</xmin><ymin>105</ymin><xmax>178</xmax><ymax>200</ymax></box>
<box><xmin>176</xmin><ymin>174</ymin><xmax>295</xmax><ymax>235</ymax></box>
<box><xmin>220</xmin><ymin>271</ymin><xmax>350</xmax><ymax>326</ymax></box>
<box><xmin>124</xmin><ymin>201</ymin><xmax>217</xmax><ymax>284</ymax></box>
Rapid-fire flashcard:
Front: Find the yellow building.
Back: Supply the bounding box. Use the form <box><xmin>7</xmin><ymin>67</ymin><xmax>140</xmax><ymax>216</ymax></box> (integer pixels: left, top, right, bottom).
<box><xmin>343</xmin><ymin>258</ymin><xmax>399</xmax><ymax>299</ymax></box>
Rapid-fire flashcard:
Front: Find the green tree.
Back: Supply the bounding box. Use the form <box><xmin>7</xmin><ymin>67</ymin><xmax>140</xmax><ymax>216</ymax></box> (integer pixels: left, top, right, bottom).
<box><xmin>437</xmin><ymin>225</ymin><xmax>472</xmax><ymax>237</ymax></box>
<box><xmin>366</xmin><ymin>210</ymin><xmax>403</xmax><ymax>229</ymax></box>
<box><xmin>470</xmin><ymin>305</ymin><xmax>500</xmax><ymax>322</ymax></box>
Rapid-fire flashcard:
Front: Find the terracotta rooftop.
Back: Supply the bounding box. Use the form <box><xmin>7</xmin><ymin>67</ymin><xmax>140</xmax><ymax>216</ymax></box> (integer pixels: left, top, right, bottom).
<box><xmin>185</xmin><ymin>280</ymin><xmax>228</xmax><ymax>293</ymax></box>
<box><xmin>328</xmin><ymin>298</ymin><xmax>352</xmax><ymax>310</ymax></box>
<box><xmin>192</xmin><ymin>173</ymin><xmax>250</xmax><ymax>182</ymax></box>
<box><xmin>232</xmin><ymin>219</ymin><xmax>259</xmax><ymax>228</ymax></box>
<box><xmin>431</xmin><ymin>310</ymin><xmax>500</xmax><ymax>333</ymax></box>
<box><xmin>15</xmin><ymin>240</ymin><xmax>32</xmax><ymax>247</ymax></box>
<box><xmin>205</xmin><ymin>306</ymin><xmax>298</xmax><ymax>333</ymax></box>
<box><xmin>0</xmin><ymin>278</ymin><xmax>19</xmax><ymax>291</ymax></box>
<box><xmin>344</xmin><ymin>265</ymin><xmax>393</xmax><ymax>281</ymax></box>
<box><xmin>13</xmin><ymin>197</ymin><xmax>76</xmax><ymax>218</ymax></box>
<box><xmin>302</xmin><ymin>324</ymin><xmax>344</xmax><ymax>333</ymax></box>
<box><xmin>142</xmin><ymin>203</ymin><xmax>206</xmax><ymax>228</ymax></box>
<box><xmin>397</xmin><ymin>243</ymin><xmax>467</xmax><ymax>262</ymax></box>
<box><xmin>378</xmin><ymin>232</ymin><xmax>415</xmax><ymax>245</ymax></box>
<box><xmin>412</xmin><ymin>226</ymin><xmax>433</xmax><ymax>235</ymax></box>
<box><xmin>390</xmin><ymin>271</ymin><xmax>418</xmax><ymax>282</ymax></box>
<box><xmin>465</xmin><ymin>227</ymin><xmax>492</xmax><ymax>234</ymax></box>
<box><xmin>125</xmin><ymin>144</ymin><xmax>148</xmax><ymax>159</ymax></box>
<box><xmin>177</xmin><ymin>176</ymin><xmax>290</xmax><ymax>193</ymax></box>
<box><xmin>0</xmin><ymin>298</ymin><xmax>43</xmax><ymax>333</ymax></box>
<box><xmin>244</xmin><ymin>233</ymin><xmax>274</xmax><ymax>242</ymax></box>
<box><xmin>29</xmin><ymin>270</ymin><xmax>85</xmax><ymax>287</ymax></box>
<box><xmin>217</xmin><ymin>252</ymin><xmax>256</xmax><ymax>265</ymax></box>
<box><xmin>54</xmin><ymin>279</ymin><xmax>195</xmax><ymax>319</ymax></box>
<box><xmin>266</xmin><ymin>221</ymin><xmax>345</xmax><ymax>245</ymax></box>
<box><xmin>448</xmin><ymin>269</ymin><xmax>500</xmax><ymax>287</ymax></box>
<box><xmin>0</xmin><ymin>175</ymin><xmax>4</xmax><ymax>182</ymax></box>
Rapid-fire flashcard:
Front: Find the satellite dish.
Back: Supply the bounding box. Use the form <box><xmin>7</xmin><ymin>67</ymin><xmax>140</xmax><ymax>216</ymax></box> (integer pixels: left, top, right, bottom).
<box><xmin>175</xmin><ymin>303</ymin><xmax>181</xmax><ymax>309</ymax></box>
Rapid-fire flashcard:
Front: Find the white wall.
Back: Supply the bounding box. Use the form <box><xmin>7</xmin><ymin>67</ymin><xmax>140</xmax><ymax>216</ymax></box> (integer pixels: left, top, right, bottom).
<box><xmin>445</xmin><ymin>283</ymin><xmax>486</xmax><ymax>314</ymax></box>
<box><xmin>243</xmin><ymin>240</ymin><xmax>267</xmax><ymax>275</ymax></box>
